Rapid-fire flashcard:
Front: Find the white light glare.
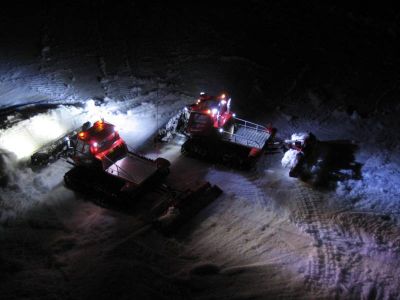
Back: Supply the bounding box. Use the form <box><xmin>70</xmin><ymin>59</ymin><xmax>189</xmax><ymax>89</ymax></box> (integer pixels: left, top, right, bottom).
<box><xmin>0</xmin><ymin>112</ymin><xmax>70</xmax><ymax>159</ymax></box>
<box><xmin>30</xmin><ymin>117</ymin><xmax>64</xmax><ymax>142</ymax></box>
<box><xmin>212</xmin><ymin>108</ymin><xmax>218</xmax><ymax>115</ymax></box>
<box><xmin>85</xmin><ymin>99</ymin><xmax>96</xmax><ymax>112</ymax></box>
<box><xmin>0</xmin><ymin>131</ymin><xmax>37</xmax><ymax>159</ymax></box>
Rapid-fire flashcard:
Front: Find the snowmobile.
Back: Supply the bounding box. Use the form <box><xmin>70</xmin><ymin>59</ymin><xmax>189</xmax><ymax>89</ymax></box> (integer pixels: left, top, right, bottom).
<box><xmin>157</xmin><ymin>92</ymin><xmax>276</xmax><ymax>169</ymax></box>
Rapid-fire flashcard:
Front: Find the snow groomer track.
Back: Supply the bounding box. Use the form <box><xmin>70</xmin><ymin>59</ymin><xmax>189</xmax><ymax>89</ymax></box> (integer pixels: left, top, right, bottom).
<box><xmin>290</xmin><ymin>183</ymin><xmax>342</xmax><ymax>294</ymax></box>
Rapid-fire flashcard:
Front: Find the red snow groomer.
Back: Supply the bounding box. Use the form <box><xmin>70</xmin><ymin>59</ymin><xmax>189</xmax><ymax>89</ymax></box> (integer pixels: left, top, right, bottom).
<box><xmin>185</xmin><ymin>92</ymin><xmax>234</xmax><ymax>136</ymax></box>
<box><xmin>64</xmin><ymin>120</ymin><xmax>171</xmax><ymax>199</ymax></box>
<box><xmin>163</xmin><ymin>92</ymin><xmax>276</xmax><ymax>169</ymax></box>
<box><xmin>64</xmin><ymin>119</ymin><xmax>222</xmax><ymax>233</ymax></box>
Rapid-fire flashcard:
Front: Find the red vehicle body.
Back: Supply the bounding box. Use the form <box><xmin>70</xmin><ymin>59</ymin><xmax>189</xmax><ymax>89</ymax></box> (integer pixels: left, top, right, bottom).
<box><xmin>186</xmin><ymin>93</ymin><xmax>234</xmax><ymax>136</ymax></box>
<box><xmin>180</xmin><ymin>92</ymin><xmax>275</xmax><ymax>169</ymax></box>
<box><xmin>64</xmin><ymin>120</ymin><xmax>170</xmax><ymax>198</ymax></box>
<box><xmin>73</xmin><ymin>120</ymin><xmax>126</xmax><ymax>165</ymax></box>
<box><xmin>29</xmin><ymin>115</ymin><xmax>222</xmax><ymax>233</ymax></box>
<box><xmin>63</xmin><ymin>120</ymin><xmax>222</xmax><ymax>232</ymax></box>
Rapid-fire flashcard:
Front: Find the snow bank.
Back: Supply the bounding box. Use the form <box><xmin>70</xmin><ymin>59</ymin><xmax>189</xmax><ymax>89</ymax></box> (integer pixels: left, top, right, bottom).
<box><xmin>337</xmin><ymin>152</ymin><xmax>400</xmax><ymax>214</ymax></box>
<box><xmin>0</xmin><ymin>152</ymin><xmax>71</xmax><ymax>223</ymax></box>
<box><xmin>0</xmin><ymin>106</ymin><xmax>84</xmax><ymax>159</ymax></box>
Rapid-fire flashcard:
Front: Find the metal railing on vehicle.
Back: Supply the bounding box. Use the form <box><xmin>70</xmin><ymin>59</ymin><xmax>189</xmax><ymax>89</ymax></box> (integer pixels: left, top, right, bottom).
<box><xmin>102</xmin><ymin>154</ymin><xmax>135</xmax><ymax>182</ymax></box>
<box><xmin>74</xmin><ymin>148</ymin><xmax>135</xmax><ymax>183</ymax></box>
<box><xmin>234</xmin><ymin>117</ymin><xmax>267</xmax><ymax>132</ymax></box>
<box><xmin>219</xmin><ymin>129</ymin><xmax>262</xmax><ymax>148</ymax></box>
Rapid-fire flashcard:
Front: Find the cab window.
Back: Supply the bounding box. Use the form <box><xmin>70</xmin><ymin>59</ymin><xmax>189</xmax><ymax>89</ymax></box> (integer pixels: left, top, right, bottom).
<box><xmin>75</xmin><ymin>140</ymin><xmax>90</xmax><ymax>155</ymax></box>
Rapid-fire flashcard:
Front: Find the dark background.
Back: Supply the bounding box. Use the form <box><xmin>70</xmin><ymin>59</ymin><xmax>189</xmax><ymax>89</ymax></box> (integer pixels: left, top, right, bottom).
<box><xmin>1</xmin><ymin>1</ymin><xmax>399</xmax><ymax>114</ymax></box>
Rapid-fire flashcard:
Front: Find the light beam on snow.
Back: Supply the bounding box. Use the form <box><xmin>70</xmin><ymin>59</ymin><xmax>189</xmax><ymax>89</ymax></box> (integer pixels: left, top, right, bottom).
<box><xmin>0</xmin><ymin>106</ymin><xmax>84</xmax><ymax>159</ymax></box>
<box><xmin>0</xmin><ymin>117</ymin><xmax>67</xmax><ymax>160</ymax></box>
<box><xmin>83</xmin><ymin>99</ymin><xmax>160</xmax><ymax>147</ymax></box>
<box><xmin>0</xmin><ymin>129</ymin><xmax>37</xmax><ymax>159</ymax></box>
<box><xmin>0</xmin><ymin>99</ymin><xmax>158</xmax><ymax>160</ymax></box>
<box><xmin>29</xmin><ymin>117</ymin><xmax>65</xmax><ymax>142</ymax></box>
<box><xmin>84</xmin><ymin>99</ymin><xmax>137</xmax><ymax>134</ymax></box>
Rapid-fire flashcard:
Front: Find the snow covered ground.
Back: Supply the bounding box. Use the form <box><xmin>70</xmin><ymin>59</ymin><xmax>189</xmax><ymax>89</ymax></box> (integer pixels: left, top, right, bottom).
<box><xmin>1</xmin><ymin>2</ymin><xmax>400</xmax><ymax>299</ymax></box>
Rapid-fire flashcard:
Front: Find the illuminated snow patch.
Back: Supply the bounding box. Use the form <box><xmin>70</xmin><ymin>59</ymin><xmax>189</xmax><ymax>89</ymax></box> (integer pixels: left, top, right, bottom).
<box><xmin>0</xmin><ymin>99</ymin><xmax>161</xmax><ymax>160</ymax></box>
<box><xmin>291</xmin><ymin>132</ymin><xmax>309</xmax><ymax>142</ymax></box>
<box><xmin>84</xmin><ymin>101</ymin><xmax>159</xmax><ymax>147</ymax></box>
<box><xmin>29</xmin><ymin>116</ymin><xmax>65</xmax><ymax>142</ymax></box>
<box><xmin>83</xmin><ymin>99</ymin><xmax>139</xmax><ymax>137</ymax></box>
<box><xmin>0</xmin><ymin>128</ymin><xmax>38</xmax><ymax>159</ymax></box>
<box><xmin>0</xmin><ymin>106</ymin><xmax>84</xmax><ymax>159</ymax></box>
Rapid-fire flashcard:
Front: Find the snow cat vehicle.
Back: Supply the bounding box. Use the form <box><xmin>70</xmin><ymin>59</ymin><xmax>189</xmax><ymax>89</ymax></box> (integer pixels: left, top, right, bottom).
<box><xmin>62</xmin><ymin>120</ymin><xmax>222</xmax><ymax>234</ymax></box>
<box><xmin>156</xmin><ymin>92</ymin><xmax>214</xmax><ymax>143</ymax></box>
<box><xmin>158</xmin><ymin>92</ymin><xmax>276</xmax><ymax>169</ymax></box>
<box><xmin>29</xmin><ymin>119</ymin><xmax>222</xmax><ymax>233</ymax></box>
<box><xmin>63</xmin><ymin>119</ymin><xmax>171</xmax><ymax>200</ymax></box>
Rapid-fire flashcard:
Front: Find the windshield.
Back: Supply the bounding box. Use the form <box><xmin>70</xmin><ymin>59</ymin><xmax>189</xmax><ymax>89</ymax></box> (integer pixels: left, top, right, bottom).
<box><xmin>198</xmin><ymin>100</ymin><xmax>219</xmax><ymax>110</ymax></box>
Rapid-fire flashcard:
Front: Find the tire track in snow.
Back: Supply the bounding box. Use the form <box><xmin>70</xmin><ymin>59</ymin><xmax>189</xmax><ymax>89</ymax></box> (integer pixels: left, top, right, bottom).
<box><xmin>243</xmin><ymin>169</ymin><xmax>271</xmax><ymax>207</ymax></box>
<box><xmin>186</xmin><ymin>167</ymin><xmax>310</xmax><ymax>279</ymax></box>
<box><xmin>331</xmin><ymin>210</ymin><xmax>400</xmax><ymax>296</ymax></box>
<box><xmin>184</xmin><ymin>189</ymin><xmax>279</xmax><ymax>266</ymax></box>
<box><xmin>291</xmin><ymin>182</ymin><xmax>344</xmax><ymax>294</ymax></box>
<box><xmin>192</xmin><ymin>168</ymin><xmax>272</xmax><ymax>244</ymax></box>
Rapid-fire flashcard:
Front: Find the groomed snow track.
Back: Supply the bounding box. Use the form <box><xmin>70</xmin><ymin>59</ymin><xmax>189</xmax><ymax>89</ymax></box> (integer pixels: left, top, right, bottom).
<box><xmin>291</xmin><ymin>184</ymin><xmax>340</xmax><ymax>293</ymax></box>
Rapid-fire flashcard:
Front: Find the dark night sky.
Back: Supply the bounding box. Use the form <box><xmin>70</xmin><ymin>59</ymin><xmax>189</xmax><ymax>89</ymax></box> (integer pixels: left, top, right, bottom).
<box><xmin>1</xmin><ymin>1</ymin><xmax>399</xmax><ymax>112</ymax></box>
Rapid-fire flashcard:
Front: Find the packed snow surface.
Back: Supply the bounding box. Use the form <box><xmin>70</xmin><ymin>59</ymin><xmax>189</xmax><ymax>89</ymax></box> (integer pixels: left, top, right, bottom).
<box><xmin>1</xmin><ymin>91</ymin><xmax>400</xmax><ymax>299</ymax></box>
